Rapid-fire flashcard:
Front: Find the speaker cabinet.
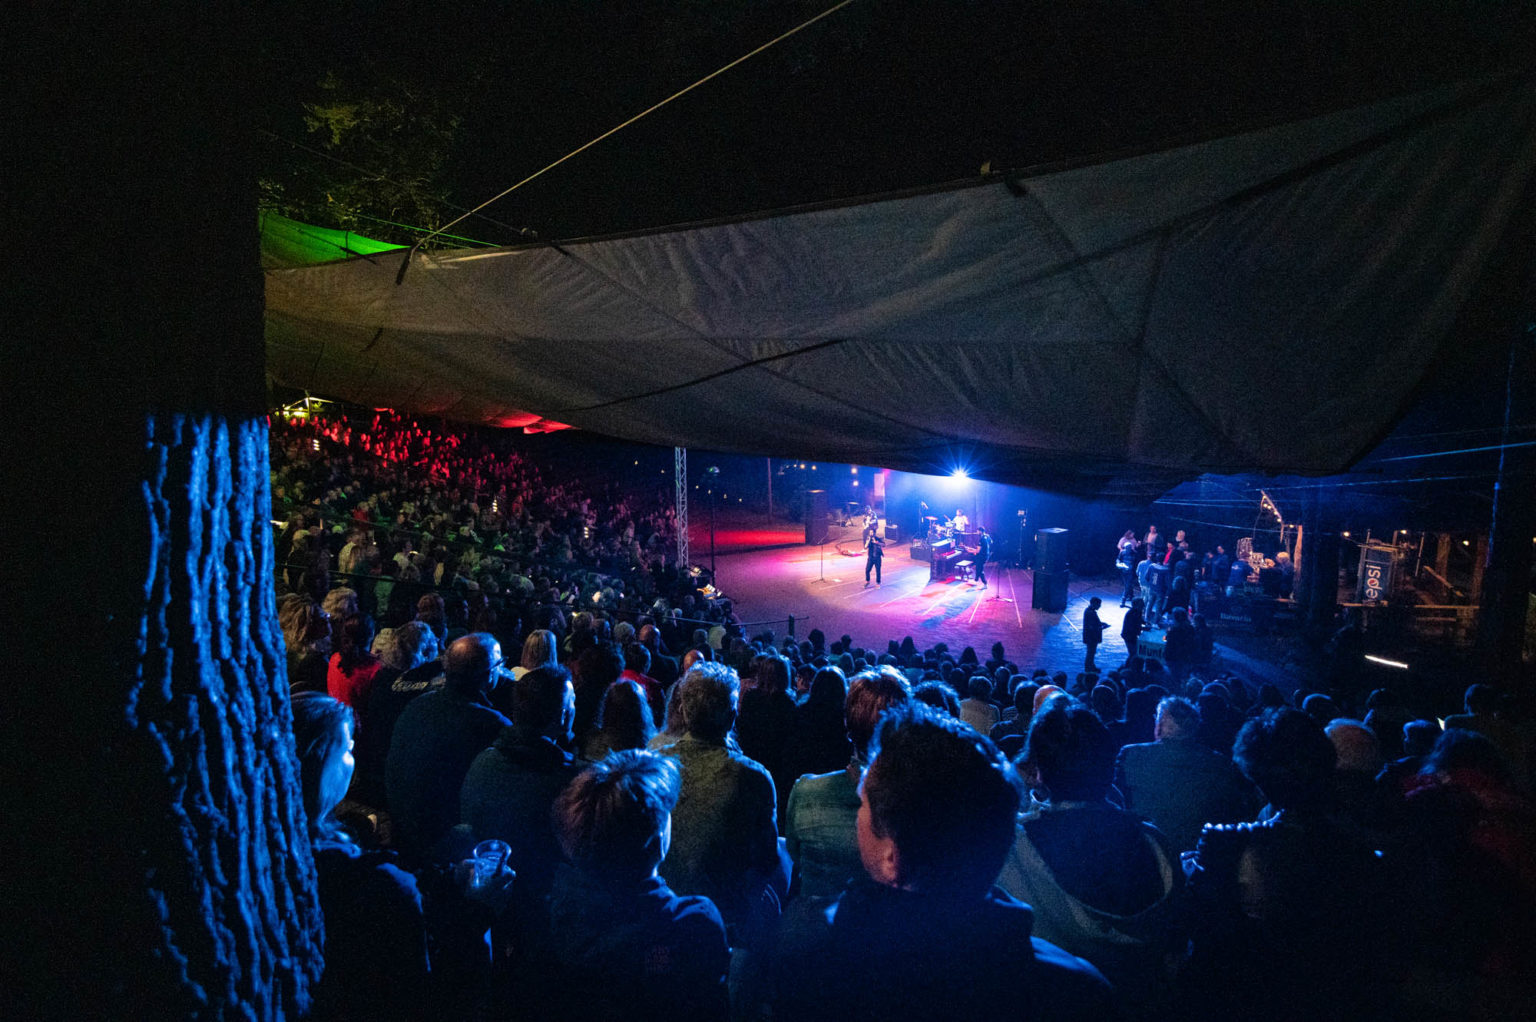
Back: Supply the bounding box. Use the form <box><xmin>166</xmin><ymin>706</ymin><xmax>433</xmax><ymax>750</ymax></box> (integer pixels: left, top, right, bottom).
<box><xmin>1031</xmin><ymin>570</ymin><xmax>1070</xmax><ymax>612</ymax></box>
<box><xmin>884</xmin><ymin>522</ymin><xmax>901</xmax><ymax>544</ymax></box>
<box><xmin>804</xmin><ymin>489</ymin><xmax>829</xmax><ymax>545</ymax></box>
<box><xmin>1035</xmin><ymin>527</ymin><xmax>1069</xmax><ymax>573</ymax></box>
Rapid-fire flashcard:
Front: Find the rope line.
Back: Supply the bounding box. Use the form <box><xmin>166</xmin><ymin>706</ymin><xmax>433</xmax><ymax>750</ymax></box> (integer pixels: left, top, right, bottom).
<box><xmin>400</xmin><ymin>0</ymin><xmax>862</xmax><ymax>266</ymax></box>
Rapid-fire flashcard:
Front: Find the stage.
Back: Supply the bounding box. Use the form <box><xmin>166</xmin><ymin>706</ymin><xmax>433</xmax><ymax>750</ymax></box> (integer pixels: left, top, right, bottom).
<box><xmin>693</xmin><ymin>517</ymin><xmax>1135</xmax><ymax>675</ymax></box>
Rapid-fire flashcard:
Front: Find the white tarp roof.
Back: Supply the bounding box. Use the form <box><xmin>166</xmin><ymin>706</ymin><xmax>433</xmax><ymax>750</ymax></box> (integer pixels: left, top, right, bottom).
<box><xmin>265</xmin><ymin>75</ymin><xmax>1536</xmax><ymax>492</ymax></box>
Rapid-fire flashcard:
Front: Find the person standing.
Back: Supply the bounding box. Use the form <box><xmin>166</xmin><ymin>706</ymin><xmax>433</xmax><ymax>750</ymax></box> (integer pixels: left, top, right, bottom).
<box><xmin>1082</xmin><ymin>597</ymin><xmax>1107</xmax><ymax>672</ymax></box>
<box><xmin>1121</xmin><ymin>597</ymin><xmax>1145</xmax><ymax>666</ymax></box>
<box><xmin>1116</xmin><ymin>531</ymin><xmax>1139</xmax><ymax>607</ymax></box>
<box><xmin>864</xmin><ymin>532</ymin><xmax>884</xmax><ymax>587</ymax></box>
<box><xmin>974</xmin><ymin>526</ymin><xmax>992</xmax><ymax>588</ymax></box>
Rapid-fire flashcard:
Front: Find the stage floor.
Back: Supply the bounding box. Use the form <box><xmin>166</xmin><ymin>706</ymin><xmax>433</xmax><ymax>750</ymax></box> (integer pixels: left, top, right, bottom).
<box><xmin>704</xmin><ymin>525</ymin><xmax>1134</xmax><ymax>676</ymax></box>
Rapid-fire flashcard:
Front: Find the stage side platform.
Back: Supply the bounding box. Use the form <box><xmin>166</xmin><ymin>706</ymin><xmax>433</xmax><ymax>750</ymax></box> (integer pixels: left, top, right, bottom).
<box><xmin>709</xmin><ymin>529</ymin><xmax>1132</xmax><ymax>678</ymax></box>
<box><xmin>693</xmin><ymin>515</ymin><xmax>1267</xmax><ymax>687</ymax></box>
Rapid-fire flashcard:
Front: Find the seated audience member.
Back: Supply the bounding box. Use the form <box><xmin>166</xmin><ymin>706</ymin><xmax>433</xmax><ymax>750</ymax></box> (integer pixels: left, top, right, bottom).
<box><xmin>788</xmin><ymin>666</ymin><xmax>853</xmax><ymax>780</ymax></box>
<box><xmin>415</xmin><ymin>593</ymin><xmax>448</xmax><ymax>646</ymax></box>
<box><xmin>386</xmin><ymin>633</ymin><xmax>510</xmax><ymax>864</ymax></box>
<box><xmin>544</xmin><ymin>751</ymin><xmax>730</xmax><ymax>1021</ymax></box>
<box><xmin>581</xmin><ymin>679</ymin><xmax>657</xmax><ymax>762</ymax></box>
<box><xmin>1115</xmin><ymin>697</ymin><xmax>1256</xmax><ymax>854</ymax></box>
<box><xmin>999</xmin><ymin>702</ymin><xmax>1183</xmax><ymax>1012</ymax></box>
<box><xmin>1325</xmin><ymin>718</ymin><xmax>1392</xmax><ymax>842</ymax></box>
<box><xmin>1444</xmin><ymin>683</ymin><xmax>1531</xmax><ymax>789</ymax></box>
<box><xmin>1391</xmin><ymin>728</ymin><xmax>1536</xmax><ymax>1003</ymax></box>
<box><xmin>1184</xmin><ymin>708</ymin><xmax>1385</xmax><ymax>1022</ymax></box>
<box><xmin>352</xmin><ymin>620</ymin><xmax>437</xmax><ymax>809</ymax></box>
<box><xmin>327</xmin><ymin>613</ymin><xmax>383</xmax><ymax>713</ymax></box>
<box><xmin>913</xmin><ymin>679</ymin><xmax>961</xmax><ymax>718</ymax></box>
<box><xmin>771</xmin><ymin>703</ymin><xmax>1112</xmax><ymax>1021</ymax></box>
<box><xmin>460</xmin><ymin>664</ymin><xmax>584</xmax><ymax>939</ymax></box>
<box><xmin>512</xmin><ymin>628</ymin><xmax>557</xmax><ymax>680</ymax></box>
<box><xmin>1362</xmin><ymin>687</ymin><xmax>1413</xmax><ymax>759</ymax></box>
<box><xmin>1194</xmin><ymin>683</ymin><xmax>1243</xmax><ymax>757</ymax></box>
<box><xmin>959</xmin><ymin>677</ymin><xmax>1001</xmax><ymax>734</ymax></box>
<box><xmin>1376</xmin><ymin>718</ymin><xmax>1441</xmax><ymax>800</ymax></box>
<box><xmin>638</xmin><ymin>623</ymin><xmax>679</xmax><ymax>688</ymax></box>
<box><xmin>292</xmin><ymin>693</ymin><xmax>429</xmax><ymax>1021</ymax></box>
<box><xmin>736</xmin><ymin>654</ymin><xmax>799</xmax><ymax>821</ymax></box>
<box><xmin>280</xmin><ymin>595</ymin><xmax>331</xmax><ymax>694</ymax></box>
<box><xmin>785</xmin><ymin>666</ymin><xmax>911</xmax><ymax>900</ymax></box>
<box><xmin>1301</xmin><ymin>691</ymin><xmax>1341</xmax><ymax>727</ymax></box>
<box><xmin>570</xmin><ymin>642</ymin><xmax>624</xmax><ymax>747</ymax></box>
<box><xmin>662</xmin><ymin>662</ymin><xmax>787</xmax><ymax>949</ymax></box>
<box><xmin>619</xmin><ymin>641</ymin><xmax>667</xmax><ymax>727</ymax></box>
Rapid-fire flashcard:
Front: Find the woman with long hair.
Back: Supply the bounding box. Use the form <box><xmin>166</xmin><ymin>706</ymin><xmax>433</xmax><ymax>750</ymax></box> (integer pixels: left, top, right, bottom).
<box><xmin>328</xmin><ymin>613</ymin><xmax>384</xmax><ymax>713</ymax></box>
<box><xmin>581</xmin><ymin>680</ymin><xmax>657</xmax><ymax>761</ymax></box>
<box><xmin>515</xmin><ymin>628</ymin><xmax>558</xmax><ymax>680</ymax></box>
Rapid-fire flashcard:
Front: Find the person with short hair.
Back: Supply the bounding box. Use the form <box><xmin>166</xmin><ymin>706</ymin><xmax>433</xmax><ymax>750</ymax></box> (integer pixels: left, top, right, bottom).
<box><xmin>1000</xmin><ymin>701</ymin><xmax>1183</xmax><ymax>1011</ymax></box>
<box><xmin>544</xmin><ymin>750</ymin><xmax>730</xmax><ymax>1020</ymax></box>
<box><xmin>1115</xmin><ymin>697</ymin><xmax>1256</xmax><ymax>854</ymax></box>
<box><xmin>662</xmin><ymin>662</ymin><xmax>787</xmax><ymax>948</ymax></box>
<box><xmin>1082</xmin><ymin>597</ymin><xmax>1107</xmax><ymax>672</ymax></box>
<box><xmin>460</xmin><ymin>664</ymin><xmax>584</xmax><ymax>948</ymax></box>
<box><xmin>959</xmin><ymin>676</ymin><xmax>1000</xmax><ymax>734</ymax></box>
<box><xmin>770</xmin><ymin>702</ymin><xmax>1111</xmax><ymax>1021</ymax></box>
<box><xmin>1184</xmin><ymin>708</ymin><xmax>1385</xmax><ymax>1020</ymax></box>
<box><xmin>386</xmin><ymin>633</ymin><xmax>510</xmax><ymax>864</ymax></box>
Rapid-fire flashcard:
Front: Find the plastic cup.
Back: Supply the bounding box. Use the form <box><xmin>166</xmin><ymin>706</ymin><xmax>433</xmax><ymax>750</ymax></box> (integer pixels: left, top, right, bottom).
<box><xmin>471</xmin><ymin>839</ymin><xmax>511</xmax><ymax>890</ymax></box>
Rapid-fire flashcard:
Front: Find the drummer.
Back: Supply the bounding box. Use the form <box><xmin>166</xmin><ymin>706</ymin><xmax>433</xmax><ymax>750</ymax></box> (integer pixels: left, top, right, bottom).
<box><xmin>951</xmin><ymin>508</ymin><xmax>969</xmax><ymax>536</ymax></box>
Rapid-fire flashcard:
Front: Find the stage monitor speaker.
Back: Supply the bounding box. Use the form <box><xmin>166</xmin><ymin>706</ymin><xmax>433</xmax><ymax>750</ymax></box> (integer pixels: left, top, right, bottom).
<box><xmin>910</xmin><ymin>538</ymin><xmax>931</xmax><ymax>562</ymax></box>
<box><xmin>1035</xmin><ymin>527</ymin><xmax>1069</xmax><ymax>573</ymax></box>
<box><xmin>804</xmin><ymin>490</ymin><xmax>829</xmax><ymax>545</ymax></box>
<box><xmin>884</xmin><ymin>522</ymin><xmax>901</xmax><ymax>544</ymax></box>
<box><xmin>1031</xmin><ymin>570</ymin><xmax>1069</xmax><ymax>612</ymax></box>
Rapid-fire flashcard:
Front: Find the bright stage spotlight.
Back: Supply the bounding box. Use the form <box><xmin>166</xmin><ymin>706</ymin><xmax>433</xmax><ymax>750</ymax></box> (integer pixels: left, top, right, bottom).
<box><xmin>950</xmin><ymin>467</ymin><xmax>969</xmax><ymax>480</ymax></box>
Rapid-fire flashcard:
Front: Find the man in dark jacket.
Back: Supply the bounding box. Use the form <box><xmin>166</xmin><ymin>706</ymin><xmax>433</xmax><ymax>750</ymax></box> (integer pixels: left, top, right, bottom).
<box><xmin>460</xmin><ymin>664</ymin><xmax>584</xmax><ymax>937</ymax></box>
<box><xmin>1115</xmin><ymin>696</ymin><xmax>1256</xmax><ymax>854</ymax></box>
<box><xmin>770</xmin><ymin>702</ymin><xmax>1111</xmax><ymax>1022</ymax></box>
<box><xmin>385</xmin><ymin>632</ymin><xmax>509</xmax><ymax>865</ymax></box>
<box><xmin>544</xmin><ymin>750</ymin><xmax>730</xmax><ymax>1020</ymax></box>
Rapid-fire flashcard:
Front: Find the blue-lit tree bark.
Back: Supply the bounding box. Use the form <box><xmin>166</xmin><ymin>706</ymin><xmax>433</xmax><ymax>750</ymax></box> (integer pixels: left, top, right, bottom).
<box><xmin>6</xmin><ymin>7</ymin><xmax>324</xmax><ymax>1019</ymax></box>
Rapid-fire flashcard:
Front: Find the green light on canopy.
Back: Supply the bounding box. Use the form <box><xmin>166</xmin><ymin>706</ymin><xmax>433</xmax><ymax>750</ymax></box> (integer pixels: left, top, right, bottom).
<box><xmin>258</xmin><ymin>211</ymin><xmax>405</xmax><ymax>268</ymax></box>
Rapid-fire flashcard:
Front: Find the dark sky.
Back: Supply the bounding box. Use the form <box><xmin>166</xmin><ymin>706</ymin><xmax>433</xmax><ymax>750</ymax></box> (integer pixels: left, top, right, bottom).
<box><xmin>259</xmin><ymin>1</ymin><xmax>1535</xmax><ymax>242</ymax></box>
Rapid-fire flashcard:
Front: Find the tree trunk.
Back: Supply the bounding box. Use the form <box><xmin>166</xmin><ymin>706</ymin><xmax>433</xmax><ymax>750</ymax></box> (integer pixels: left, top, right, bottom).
<box><xmin>7</xmin><ymin>8</ymin><xmax>323</xmax><ymax>1018</ymax></box>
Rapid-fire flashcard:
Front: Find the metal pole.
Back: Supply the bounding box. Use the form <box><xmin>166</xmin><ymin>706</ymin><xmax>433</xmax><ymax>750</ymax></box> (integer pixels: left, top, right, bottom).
<box><xmin>766</xmin><ymin>457</ymin><xmax>774</xmax><ymax>519</ymax></box>
<box><xmin>705</xmin><ymin>465</ymin><xmax>720</xmax><ymax>577</ymax></box>
<box><xmin>675</xmin><ymin>447</ymin><xmax>689</xmax><ymax>569</ymax></box>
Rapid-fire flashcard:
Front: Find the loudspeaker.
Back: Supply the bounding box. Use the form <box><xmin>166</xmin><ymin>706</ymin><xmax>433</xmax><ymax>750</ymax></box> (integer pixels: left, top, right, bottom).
<box><xmin>1035</xmin><ymin>527</ymin><xmax>1069</xmax><ymax>573</ymax></box>
<box><xmin>910</xmin><ymin>539</ymin><xmax>931</xmax><ymax>562</ymax></box>
<box><xmin>884</xmin><ymin>522</ymin><xmax>901</xmax><ymax>544</ymax></box>
<box><xmin>804</xmin><ymin>490</ymin><xmax>829</xmax><ymax>545</ymax></box>
<box><xmin>1031</xmin><ymin>570</ymin><xmax>1069</xmax><ymax>612</ymax></box>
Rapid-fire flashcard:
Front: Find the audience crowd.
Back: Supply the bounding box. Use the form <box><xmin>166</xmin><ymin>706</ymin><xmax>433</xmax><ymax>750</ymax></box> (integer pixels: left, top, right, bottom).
<box><xmin>273</xmin><ymin>409</ymin><xmax>1536</xmax><ymax>1021</ymax></box>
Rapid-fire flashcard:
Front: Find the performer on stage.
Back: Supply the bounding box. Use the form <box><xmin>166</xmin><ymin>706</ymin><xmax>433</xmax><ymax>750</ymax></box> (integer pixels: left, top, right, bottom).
<box><xmin>864</xmin><ymin>532</ymin><xmax>884</xmax><ymax>587</ymax></box>
<box><xmin>861</xmin><ymin>506</ymin><xmax>878</xmax><ymax>544</ymax></box>
<box><xmin>951</xmin><ymin>508</ymin><xmax>970</xmax><ymax>536</ymax></box>
<box><xmin>974</xmin><ymin>525</ymin><xmax>992</xmax><ymax>588</ymax></box>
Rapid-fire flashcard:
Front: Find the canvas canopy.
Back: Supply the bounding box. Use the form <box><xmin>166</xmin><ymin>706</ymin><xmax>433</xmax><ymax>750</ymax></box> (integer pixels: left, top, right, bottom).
<box><xmin>264</xmin><ymin>75</ymin><xmax>1536</xmax><ymax>493</ymax></box>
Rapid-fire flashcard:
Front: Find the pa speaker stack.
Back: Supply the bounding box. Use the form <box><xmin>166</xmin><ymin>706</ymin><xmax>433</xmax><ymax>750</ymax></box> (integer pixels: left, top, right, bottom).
<box><xmin>804</xmin><ymin>490</ymin><xmax>829</xmax><ymax>545</ymax></box>
<box><xmin>1031</xmin><ymin>527</ymin><xmax>1069</xmax><ymax>612</ymax></box>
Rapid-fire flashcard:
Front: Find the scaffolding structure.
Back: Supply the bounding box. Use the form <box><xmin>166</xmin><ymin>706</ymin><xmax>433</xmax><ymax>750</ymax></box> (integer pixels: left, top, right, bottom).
<box><xmin>675</xmin><ymin>446</ymin><xmax>689</xmax><ymax>569</ymax></box>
